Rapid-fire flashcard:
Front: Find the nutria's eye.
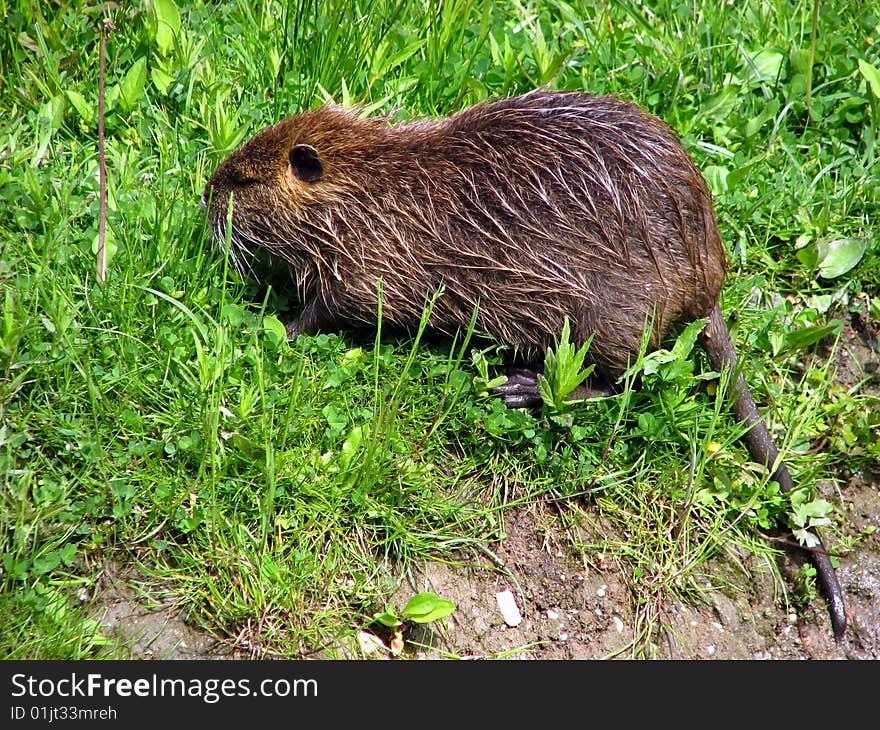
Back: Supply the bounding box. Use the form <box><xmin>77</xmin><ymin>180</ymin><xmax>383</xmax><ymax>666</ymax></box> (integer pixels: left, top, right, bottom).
<box><xmin>290</xmin><ymin>144</ymin><xmax>324</xmax><ymax>182</ymax></box>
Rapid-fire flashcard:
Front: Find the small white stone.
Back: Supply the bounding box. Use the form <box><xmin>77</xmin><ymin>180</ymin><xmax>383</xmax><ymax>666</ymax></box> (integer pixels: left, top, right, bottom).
<box><xmin>707</xmin><ymin>645</ymin><xmax>716</xmax><ymax>656</ymax></box>
<box><xmin>496</xmin><ymin>590</ymin><xmax>522</xmax><ymax>627</ymax></box>
<box><xmin>357</xmin><ymin>631</ymin><xmax>387</xmax><ymax>655</ymax></box>
<box><xmin>547</xmin><ymin>609</ymin><xmax>560</xmax><ymax>620</ymax></box>
<box><xmin>597</xmin><ymin>584</ymin><xmax>607</xmax><ymax>597</ymax></box>
<box><xmin>613</xmin><ymin>616</ymin><xmax>624</xmax><ymax>633</ymax></box>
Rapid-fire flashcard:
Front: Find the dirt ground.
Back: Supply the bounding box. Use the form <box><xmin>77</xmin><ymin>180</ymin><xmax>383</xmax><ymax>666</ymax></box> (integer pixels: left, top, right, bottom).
<box><xmin>93</xmin><ymin>308</ymin><xmax>880</xmax><ymax>660</ymax></box>
<box><xmin>382</xmin><ymin>481</ymin><xmax>880</xmax><ymax>660</ymax></box>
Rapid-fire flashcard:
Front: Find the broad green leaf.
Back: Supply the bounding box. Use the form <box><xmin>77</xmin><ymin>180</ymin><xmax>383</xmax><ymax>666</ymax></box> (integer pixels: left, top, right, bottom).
<box><xmin>103</xmin><ymin>82</ymin><xmax>120</xmax><ymax>112</ymax></box>
<box><xmin>725</xmin><ymin>160</ymin><xmax>755</xmax><ymax>190</ymax></box>
<box><xmin>32</xmin><ymin>551</ymin><xmax>61</xmax><ymax>576</ymax></box>
<box><xmin>784</xmin><ymin>321</ymin><xmax>842</xmax><ymax>351</ymax></box>
<box><xmin>789</xmin><ymin>47</ymin><xmax>812</xmax><ymax>75</ymax></box>
<box><xmin>220</xmin><ymin>303</ymin><xmax>244</xmax><ymax>327</ymax></box>
<box><xmin>373</xmin><ymin>608</ymin><xmax>402</xmax><ymax>628</ymax></box>
<box><xmin>151</xmin><ymin>66</ymin><xmax>176</xmax><ymax>95</ymax></box>
<box><xmin>795</xmin><ymin>242</ymin><xmax>818</xmax><ymax>269</ymax></box>
<box><xmin>401</xmin><ymin>591</ymin><xmax>443</xmax><ymax>617</ymax></box>
<box><xmin>119</xmin><ymin>57</ymin><xmax>147</xmax><ymax>113</ymax></box>
<box><xmin>671</xmin><ymin>318</ymin><xmax>708</xmax><ymax>360</ymax></box>
<box><xmin>859</xmin><ymin>59</ymin><xmax>880</xmax><ymax>99</ymax></box>
<box><xmin>816</xmin><ymin>237</ymin><xmax>867</xmax><ymax>279</ymax></box>
<box><xmin>703</xmin><ymin>165</ymin><xmax>729</xmax><ymax>195</ymax></box>
<box><xmin>65</xmin><ymin>89</ymin><xmax>93</xmax><ymax>124</ymax></box>
<box><xmin>700</xmin><ymin>87</ymin><xmax>737</xmax><ymax>121</ymax></box>
<box><xmin>3</xmin><ymin>555</ymin><xmax>29</xmax><ymax>580</ymax></box>
<box><xmin>91</xmin><ymin>227</ymin><xmax>117</xmax><ymax>268</ymax></box>
<box><xmin>800</xmin><ymin>498</ymin><xmax>835</xmax><ymax>519</ymax></box>
<box><xmin>262</xmin><ymin>315</ymin><xmax>288</xmax><ymax>347</ymax></box>
<box><xmin>401</xmin><ymin>592</ymin><xmax>456</xmax><ymax>624</ymax></box>
<box><xmin>744</xmin><ymin>99</ymin><xmax>779</xmax><ymax>138</ymax></box>
<box><xmin>322</xmin><ymin>403</ymin><xmax>348</xmax><ymax>433</ymax></box>
<box><xmin>151</xmin><ymin>0</ymin><xmax>181</xmax><ymax>56</ymax></box>
<box><xmin>406</xmin><ymin>600</ymin><xmax>456</xmax><ymax>624</ymax></box>
<box><xmin>536</xmin><ymin>372</ymin><xmax>554</xmax><ymax>406</ymax></box>
<box><xmin>548</xmin><ymin>412</ymin><xmax>574</xmax><ymax>428</ymax></box>
<box><xmin>641</xmin><ymin>349</ymin><xmax>677</xmax><ymax>376</ymax></box>
<box><xmin>58</xmin><ymin>543</ymin><xmax>77</xmax><ymax>566</ymax></box>
<box><xmin>227</xmin><ymin>432</ymin><xmax>265</xmax><ymax>461</ymax></box>
<box><xmin>340</xmin><ymin>425</ymin><xmax>364</xmax><ymax>469</ymax></box>
<box><xmin>743</xmin><ymin>48</ymin><xmax>784</xmax><ymax>83</ymax></box>
<box><xmin>342</xmin><ymin>347</ymin><xmax>364</xmax><ymax>365</ymax></box>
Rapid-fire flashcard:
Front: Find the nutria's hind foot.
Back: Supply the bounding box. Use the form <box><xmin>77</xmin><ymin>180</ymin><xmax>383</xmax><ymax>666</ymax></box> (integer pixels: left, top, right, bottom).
<box><xmin>491</xmin><ymin>367</ymin><xmax>544</xmax><ymax>410</ymax></box>
<box><xmin>492</xmin><ymin>366</ymin><xmax>615</xmax><ymax>411</ymax></box>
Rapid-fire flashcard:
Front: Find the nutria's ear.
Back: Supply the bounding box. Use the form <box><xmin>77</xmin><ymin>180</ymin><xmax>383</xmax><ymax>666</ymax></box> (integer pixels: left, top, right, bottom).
<box><xmin>289</xmin><ymin>144</ymin><xmax>324</xmax><ymax>182</ymax></box>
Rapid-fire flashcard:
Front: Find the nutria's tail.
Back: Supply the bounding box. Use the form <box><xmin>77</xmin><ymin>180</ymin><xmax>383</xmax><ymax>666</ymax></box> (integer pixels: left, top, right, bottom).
<box><xmin>702</xmin><ymin>304</ymin><xmax>847</xmax><ymax>640</ymax></box>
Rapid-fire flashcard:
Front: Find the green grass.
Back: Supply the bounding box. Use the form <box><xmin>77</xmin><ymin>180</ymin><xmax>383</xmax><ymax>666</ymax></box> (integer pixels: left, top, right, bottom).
<box><xmin>1</xmin><ymin>0</ymin><xmax>878</xmax><ymax>658</ymax></box>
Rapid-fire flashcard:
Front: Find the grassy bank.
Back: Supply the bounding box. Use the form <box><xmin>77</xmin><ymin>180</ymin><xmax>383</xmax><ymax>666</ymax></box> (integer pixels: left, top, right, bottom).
<box><xmin>1</xmin><ymin>0</ymin><xmax>877</xmax><ymax>658</ymax></box>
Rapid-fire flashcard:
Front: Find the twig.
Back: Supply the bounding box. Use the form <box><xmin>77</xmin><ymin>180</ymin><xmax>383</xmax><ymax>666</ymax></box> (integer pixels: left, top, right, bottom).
<box><xmin>97</xmin><ymin>18</ymin><xmax>116</xmax><ymax>283</ymax></box>
<box><xmin>805</xmin><ymin>0</ymin><xmax>819</xmax><ymax>125</ymax></box>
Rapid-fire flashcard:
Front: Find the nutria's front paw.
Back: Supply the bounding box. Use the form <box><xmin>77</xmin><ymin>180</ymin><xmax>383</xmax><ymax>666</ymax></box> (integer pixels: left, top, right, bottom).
<box><xmin>285</xmin><ymin>320</ymin><xmax>301</xmax><ymax>340</ymax></box>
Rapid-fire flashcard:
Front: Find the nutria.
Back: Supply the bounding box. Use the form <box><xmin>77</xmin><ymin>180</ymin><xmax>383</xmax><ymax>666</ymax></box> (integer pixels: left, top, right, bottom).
<box><xmin>202</xmin><ymin>89</ymin><xmax>846</xmax><ymax>639</ymax></box>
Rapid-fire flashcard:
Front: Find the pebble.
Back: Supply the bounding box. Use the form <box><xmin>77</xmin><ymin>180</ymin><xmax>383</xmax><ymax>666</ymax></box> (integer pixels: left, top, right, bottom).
<box><xmin>496</xmin><ymin>590</ymin><xmax>522</xmax><ymax>627</ymax></box>
<box><xmin>357</xmin><ymin>631</ymin><xmax>387</xmax><ymax>655</ymax></box>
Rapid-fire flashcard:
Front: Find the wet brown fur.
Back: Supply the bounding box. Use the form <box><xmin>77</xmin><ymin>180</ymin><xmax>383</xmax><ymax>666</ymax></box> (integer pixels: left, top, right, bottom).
<box><xmin>203</xmin><ymin>89</ymin><xmax>846</xmax><ymax>638</ymax></box>
<box><xmin>204</xmin><ymin>91</ymin><xmax>725</xmax><ymax>378</ymax></box>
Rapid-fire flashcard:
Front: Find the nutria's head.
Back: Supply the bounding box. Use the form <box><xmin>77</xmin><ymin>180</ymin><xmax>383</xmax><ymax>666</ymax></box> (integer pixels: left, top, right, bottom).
<box><xmin>201</xmin><ymin>106</ymin><xmax>389</xmax><ymax>277</ymax></box>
